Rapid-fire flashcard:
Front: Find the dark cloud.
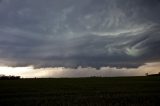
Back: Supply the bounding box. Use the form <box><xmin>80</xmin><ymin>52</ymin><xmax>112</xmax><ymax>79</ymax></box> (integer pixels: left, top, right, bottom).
<box><xmin>0</xmin><ymin>0</ymin><xmax>160</xmax><ymax>68</ymax></box>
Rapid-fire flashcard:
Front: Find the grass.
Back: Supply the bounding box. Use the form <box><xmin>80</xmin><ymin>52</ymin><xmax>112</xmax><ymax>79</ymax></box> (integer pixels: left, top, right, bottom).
<box><xmin>0</xmin><ymin>76</ymin><xmax>160</xmax><ymax>106</ymax></box>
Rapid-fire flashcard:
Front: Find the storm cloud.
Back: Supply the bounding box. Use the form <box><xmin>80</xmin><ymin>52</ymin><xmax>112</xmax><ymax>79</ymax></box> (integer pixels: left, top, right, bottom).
<box><xmin>1</xmin><ymin>62</ymin><xmax>160</xmax><ymax>78</ymax></box>
<box><xmin>0</xmin><ymin>0</ymin><xmax>160</xmax><ymax>69</ymax></box>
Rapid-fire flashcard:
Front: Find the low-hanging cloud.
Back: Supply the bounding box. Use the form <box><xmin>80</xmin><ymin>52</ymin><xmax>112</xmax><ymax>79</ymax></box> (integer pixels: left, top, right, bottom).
<box><xmin>1</xmin><ymin>62</ymin><xmax>160</xmax><ymax>78</ymax></box>
<box><xmin>0</xmin><ymin>0</ymin><xmax>160</xmax><ymax>69</ymax></box>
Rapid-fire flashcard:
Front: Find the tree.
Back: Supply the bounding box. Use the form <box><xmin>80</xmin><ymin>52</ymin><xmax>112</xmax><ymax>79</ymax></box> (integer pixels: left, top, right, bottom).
<box><xmin>145</xmin><ymin>73</ymin><xmax>148</xmax><ymax>76</ymax></box>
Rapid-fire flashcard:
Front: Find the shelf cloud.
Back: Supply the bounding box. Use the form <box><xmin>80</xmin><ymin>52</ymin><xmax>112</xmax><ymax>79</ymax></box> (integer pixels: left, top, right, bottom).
<box><xmin>0</xmin><ymin>0</ymin><xmax>160</xmax><ymax>72</ymax></box>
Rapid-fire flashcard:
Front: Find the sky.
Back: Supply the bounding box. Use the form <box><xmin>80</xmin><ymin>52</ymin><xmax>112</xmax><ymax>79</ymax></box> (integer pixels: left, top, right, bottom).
<box><xmin>0</xmin><ymin>0</ymin><xmax>160</xmax><ymax>77</ymax></box>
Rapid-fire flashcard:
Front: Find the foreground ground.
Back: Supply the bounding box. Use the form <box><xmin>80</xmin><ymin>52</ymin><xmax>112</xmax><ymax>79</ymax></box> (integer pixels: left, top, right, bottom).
<box><xmin>0</xmin><ymin>76</ymin><xmax>160</xmax><ymax>106</ymax></box>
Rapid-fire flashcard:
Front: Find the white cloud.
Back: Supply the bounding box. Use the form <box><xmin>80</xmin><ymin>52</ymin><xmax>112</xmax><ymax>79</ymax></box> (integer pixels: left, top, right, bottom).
<box><xmin>92</xmin><ymin>24</ymin><xmax>154</xmax><ymax>37</ymax></box>
<box><xmin>125</xmin><ymin>47</ymin><xmax>143</xmax><ymax>57</ymax></box>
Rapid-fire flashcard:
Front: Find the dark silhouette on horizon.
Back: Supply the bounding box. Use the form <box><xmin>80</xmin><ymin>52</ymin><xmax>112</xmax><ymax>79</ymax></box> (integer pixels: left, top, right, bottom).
<box><xmin>146</xmin><ymin>72</ymin><xmax>160</xmax><ymax>77</ymax></box>
<box><xmin>0</xmin><ymin>74</ymin><xmax>20</xmax><ymax>80</ymax></box>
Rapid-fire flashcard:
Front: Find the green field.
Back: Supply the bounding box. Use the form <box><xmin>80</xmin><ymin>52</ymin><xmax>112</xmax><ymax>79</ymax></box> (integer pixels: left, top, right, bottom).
<box><xmin>0</xmin><ymin>76</ymin><xmax>160</xmax><ymax>106</ymax></box>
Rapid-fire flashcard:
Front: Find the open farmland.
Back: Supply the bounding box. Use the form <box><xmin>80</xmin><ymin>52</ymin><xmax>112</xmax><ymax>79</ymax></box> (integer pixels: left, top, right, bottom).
<box><xmin>0</xmin><ymin>76</ymin><xmax>160</xmax><ymax>106</ymax></box>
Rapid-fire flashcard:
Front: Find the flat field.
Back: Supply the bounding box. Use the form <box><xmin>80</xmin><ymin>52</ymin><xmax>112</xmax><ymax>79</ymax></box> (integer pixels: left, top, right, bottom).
<box><xmin>0</xmin><ymin>76</ymin><xmax>160</xmax><ymax>106</ymax></box>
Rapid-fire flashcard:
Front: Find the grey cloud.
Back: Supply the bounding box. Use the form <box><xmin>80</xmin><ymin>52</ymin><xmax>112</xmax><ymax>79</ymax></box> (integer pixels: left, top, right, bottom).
<box><xmin>0</xmin><ymin>0</ymin><xmax>160</xmax><ymax>68</ymax></box>
<box><xmin>3</xmin><ymin>62</ymin><xmax>159</xmax><ymax>78</ymax></box>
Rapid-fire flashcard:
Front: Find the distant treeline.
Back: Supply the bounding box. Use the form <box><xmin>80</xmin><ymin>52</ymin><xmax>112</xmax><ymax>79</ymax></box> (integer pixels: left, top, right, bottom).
<box><xmin>146</xmin><ymin>72</ymin><xmax>160</xmax><ymax>76</ymax></box>
<box><xmin>0</xmin><ymin>75</ymin><xmax>20</xmax><ymax>80</ymax></box>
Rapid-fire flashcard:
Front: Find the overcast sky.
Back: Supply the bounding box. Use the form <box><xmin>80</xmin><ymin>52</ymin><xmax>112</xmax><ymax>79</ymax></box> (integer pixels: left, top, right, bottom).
<box><xmin>0</xmin><ymin>0</ymin><xmax>160</xmax><ymax>77</ymax></box>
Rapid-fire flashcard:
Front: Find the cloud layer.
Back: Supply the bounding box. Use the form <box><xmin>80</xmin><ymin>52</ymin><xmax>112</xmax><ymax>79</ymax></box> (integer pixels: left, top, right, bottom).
<box><xmin>0</xmin><ymin>0</ymin><xmax>160</xmax><ymax>69</ymax></box>
<box><xmin>1</xmin><ymin>62</ymin><xmax>160</xmax><ymax>78</ymax></box>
